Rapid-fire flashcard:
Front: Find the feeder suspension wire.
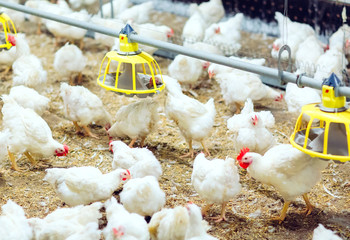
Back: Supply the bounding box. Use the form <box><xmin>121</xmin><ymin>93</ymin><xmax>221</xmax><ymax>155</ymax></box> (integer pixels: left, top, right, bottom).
<box><xmin>1</xmin><ymin>0</ymin><xmax>350</xmax><ymax>97</ymax></box>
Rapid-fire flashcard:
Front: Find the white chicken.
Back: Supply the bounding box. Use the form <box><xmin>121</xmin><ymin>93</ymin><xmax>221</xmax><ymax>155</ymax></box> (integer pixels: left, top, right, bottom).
<box><xmin>227</xmin><ymin>98</ymin><xmax>276</xmax><ymax>154</ymax></box>
<box><xmin>208</xmin><ymin>57</ymin><xmax>283</xmax><ymax>114</ymax></box>
<box><xmin>90</xmin><ymin>15</ymin><xmax>125</xmax><ymax>48</ymax></box>
<box><xmin>148</xmin><ymin>205</ymin><xmax>190</xmax><ymax>240</ymax></box>
<box><xmin>188</xmin><ymin>0</ymin><xmax>225</xmax><ymax>26</ymax></box>
<box><xmin>272</xmin><ymin>12</ymin><xmax>315</xmax><ymax>60</ymax></box>
<box><xmin>163</xmin><ymin>75</ymin><xmax>216</xmax><ymax>158</ymax></box>
<box><xmin>109</xmin><ymin>140</ymin><xmax>162</xmax><ymax>179</ymax></box>
<box><xmin>168</xmin><ymin>54</ymin><xmax>204</xmax><ymax>88</ymax></box>
<box><xmin>203</xmin><ymin>13</ymin><xmax>243</xmax><ymax>55</ymax></box>
<box><xmin>312</xmin><ymin>223</ymin><xmax>343</xmax><ymax>240</ymax></box>
<box><xmin>117</xmin><ymin>1</ymin><xmax>154</xmax><ymax>24</ymax></box>
<box><xmin>236</xmin><ymin>144</ymin><xmax>329</xmax><ymax>223</ymax></box>
<box><xmin>191</xmin><ymin>153</ymin><xmax>241</xmax><ymax>222</ymax></box>
<box><xmin>9</xmin><ymin>85</ymin><xmax>50</xmax><ymax>116</ymax></box>
<box><xmin>12</xmin><ymin>34</ymin><xmax>47</xmax><ymax>93</ymax></box>
<box><xmin>69</xmin><ymin>0</ymin><xmax>98</xmax><ymax>10</ymax></box>
<box><xmin>98</xmin><ymin>0</ymin><xmax>130</xmax><ymax>18</ymax></box>
<box><xmin>60</xmin><ymin>82</ymin><xmax>112</xmax><ymax>139</ymax></box>
<box><xmin>0</xmin><ymin>38</ymin><xmax>16</xmax><ymax>74</ymax></box>
<box><xmin>120</xmin><ymin>175</ymin><xmax>166</xmax><ymax>217</ymax></box>
<box><xmin>103</xmin><ymin>196</ymin><xmax>150</xmax><ymax>240</ymax></box>
<box><xmin>185</xmin><ymin>203</ymin><xmax>218</xmax><ymax>240</ymax></box>
<box><xmin>284</xmin><ymin>82</ymin><xmax>321</xmax><ymax>113</ymax></box>
<box><xmin>329</xmin><ymin>24</ymin><xmax>350</xmax><ymax>54</ymax></box>
<box><xmin>313</xmin><ymin>48</ymin><xmax>347</xmax><ymax>81</ymax></box>
<box><xmin>107</xmin><ymin>98</ymin><xmax>159</xmax><ymax>148</ymax></box>
<box><xmin>54</xmin><ymin>43</ymin><xmax>87</xmax><ymax>85</ymax></box>
<box><xmin>45</xmin><ymin>9</ymin><xmax>90</xmax><ymax>48</ymax></box>
<box><xmin>182</xmin><ymin>10</ymin><xmax>207</xmax><ymax>44</ymax></box>
<box><xmin>29</xmin><ymin>202</ymin><xmax>102</xmax><ymax>240</ymax></box>
<box><xmin>1</xmin><ymin>95</ymin><xmax>68</xmax><ymax>171</ymax></box>
<box><xmin>0</xmin><ymin>200</ymin><xmax>33</xmax><ymax>240</ymax></box>
<box><xmin>43</xmin><ymin>166</ymin><xmax>131</xmax><ymax>206</ymax></box>
<box><xmin>294</xmin><ymin>35</ymin><xmax>325</xmax><ymax>77</ymax></box>
<box><xmin>132</xmin><ymin>23</ymin><xmax>174</xmax><ymax>55</ymax></box>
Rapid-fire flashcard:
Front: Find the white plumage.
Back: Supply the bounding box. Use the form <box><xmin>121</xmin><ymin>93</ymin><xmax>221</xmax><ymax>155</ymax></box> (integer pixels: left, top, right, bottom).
<box><xmin>1</xmin><ymin>95</ymin><xmax>68</xmax><ymax>171</ymax></box>
<box><xmin>168</xmin><ymin>54</ymin><xmax>204</xmax><ymax>87</ymax></box>
<box><xmin>0</xmin><ymin>200</ymin><xmax>33</xmax><ymax>240</ymax></box>
<box><xmin>107</xmin><ymin>98</ymin><xmax>159</xmax><ymax>148</ymax></box>
<box><xmin>54</xmin><ymin>43</ymin><xmax>87</xmax><ymax>85</ymax></box>
<box><xmin>120</xmin><ymin>175</ymin><xmax>166</xmax><ymax>217</ymax></box>
<box><xmin>44</xmin><ymin>166</ymin><xmax>131</xmax><ymax>206</ymax></box>
<box><xmin>117</xmin><ymin>1</ymin><xmax>153</xmax><ymax>24</ymax></box>
<box><xmin>189</xmin><ymin>0</ymin><xmax>225</xmax><ymax>26</ymax></box>
<box><xmin>148</xmin><ymin>205</ymin><xmax>190</xmax><ymax>240</ymax></box>
<box><xmin>227</xmin><ymin>98</ymin><xmax>276</xmax><ymax>154</ymax></box>
<box><xmin>103</xmin><ymin>197</ymin><xmax>150</xmax><ymax>240</ymax></box>
<box><xmin>60</xmin><ymin>83</ymin><xmax>112</xmax><ymax>138</ymax></box>
<box><xmin>29</xmin><ymin>202</ymin><xmax>102</xmax><ymax>240</ymax></box>
<box><xmin>272</xmin><ymin>12</ymin><xmax>315</xmax><ymax>60</ymax></box>
<box><xmin>185</xmin><ymin>203</ymin><xmax>218</xmax><ymax>240</ymax></box>
<box><xmin>312</xmin><ymin>224</ymin><xmax>343</xmax><ymax>240</ymax></box>
<box><xmin>203</xmin><ymin>14</ymin><xmax>243</xmax><ymax>55</ymax></box>
<box><xmin>313</xmin><ymin>48</ymin><xmax>347</xmax><ymax>81</ymax></box>
<box><xmin>209</xmin><ymin>57</ymin><xmax>283</xmax><ymax>113</ymax></box>
<box><xmin>182</xmin><ymin>10</ymin><xmax>207</xmax><ymax>44</ymax></box>
<box><xmin>9</xmin><ymin>85</ymin><xmax>50</xmax><ymax>116</ymax></box>
<box><xmin>91</xmin><ymin>16</ymin><xmax>125</xmax><ymax>48</ymax></box>
<box><xmin>191</xmin><ymin>153</ymin><xmax>241</xmax><ymax>222</ymax></box>
<box><xmin>98</xmin><ymin>0</ymin><xmax>130</xmax><ymax>18</ymax></box>
<box><xmin>163</xmin><ymin>75</ymin><xmax>216</xmax><ymax>158</ymax></box>
<box><xmin>110</xmin><ymin>140</ymin><xmax>162</xmax><ymax>179</ymax></box>
<box><xmin>237</xmin><ymin>144</ymin><xmax>329</xmax><ymax>223</ymax></box>
<box><xmin>284</xmin><ymin>82</ymin><xmax>321</xmax><ymax>113</ymax></box>
<box><xmin>12</xmin><ymin>34</ymin><xmax>47</xmax><ymax>92</ymax></box>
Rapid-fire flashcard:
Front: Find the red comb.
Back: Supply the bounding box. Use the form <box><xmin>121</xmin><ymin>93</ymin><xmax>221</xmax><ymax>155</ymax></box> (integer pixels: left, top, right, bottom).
<box><xmin>237</xmin><ymin>147</ymin><xmax>250</xmax><ymax>161</ymax></box>
<box><xmin>126</xmin><ymin>169</ymin><xmax>130</xmax><ymax>176</ymax></box>
<box><xmin>109</xmin><ymin>140</ymin><xmax>114</xmax><ymax>153</ymax></box>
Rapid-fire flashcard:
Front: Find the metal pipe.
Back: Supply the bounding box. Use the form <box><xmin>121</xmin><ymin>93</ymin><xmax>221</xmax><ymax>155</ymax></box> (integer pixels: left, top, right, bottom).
<box><xmin>1</xmin><ymin>0</ymin><xmax>350</xmax><ymax>97</ymax></box>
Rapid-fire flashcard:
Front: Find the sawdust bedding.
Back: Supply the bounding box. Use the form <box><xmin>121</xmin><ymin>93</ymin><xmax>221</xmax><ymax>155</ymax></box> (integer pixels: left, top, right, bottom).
<box><xmin>0</xmin><ymin>9</ymin><xmax>349</xmax><ymax>240</ymax></box>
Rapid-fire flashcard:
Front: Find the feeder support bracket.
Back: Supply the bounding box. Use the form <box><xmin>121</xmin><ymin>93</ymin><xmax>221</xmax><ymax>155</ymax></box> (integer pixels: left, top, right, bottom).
<box><xmin>277</xmin><ymin>44</ymin><xmax>292</xmax><ymax>86</ymax></box>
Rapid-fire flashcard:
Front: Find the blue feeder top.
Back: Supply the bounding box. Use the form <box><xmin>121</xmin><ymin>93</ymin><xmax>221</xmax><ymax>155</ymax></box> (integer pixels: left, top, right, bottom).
<box><xmin>323</xmin><ymin>73</ymin><xmax>343</xmax><ymax>88</ymax></box>
<box><xmin>120</xmin><ymin>24</ymin><xmax>137</xmax><ymax>35</ymax></box>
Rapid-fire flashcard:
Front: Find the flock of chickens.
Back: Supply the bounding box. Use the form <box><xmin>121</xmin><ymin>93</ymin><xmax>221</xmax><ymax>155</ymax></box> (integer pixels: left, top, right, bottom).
<box><xmin>0</xmin><ymin>0</ymin><xmax>348</xmax><ymax>239</ymax></box>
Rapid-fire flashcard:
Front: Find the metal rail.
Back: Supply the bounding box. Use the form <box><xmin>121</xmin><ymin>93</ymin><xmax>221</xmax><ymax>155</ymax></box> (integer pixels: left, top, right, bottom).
<box><xmin>1</xmin><ymin>0</ymin><xmax>350</xmax><ymax>97</ymax></box>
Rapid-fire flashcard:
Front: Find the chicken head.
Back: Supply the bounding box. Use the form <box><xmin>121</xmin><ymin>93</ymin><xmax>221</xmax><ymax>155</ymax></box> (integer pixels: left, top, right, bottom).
<box><xmin>55</xmin><ymin>144</ymin><xmax>69</xmax><ymax>157</ymax></box>
<box><xmin>7</xmin><ymin>35</ymin><xmax>16</xmax><ymax>46</ymax></box>
<box><xmin>121</xmin><ymin>169</ymin><xmax>131</xmax><ymax>181</ymax></box>
<box><xmin>274</xmin><ymin>93</ymin><xmax>284</xmax><ymax>102</ymax></box>
<box><xmin>112</xmin><ymin>226</ymin><xmax>125</xmax><ymax>238</ymax></box>
<box><xmin>167</xmin><ymin>28</ymin><xmax>174</xmax><ymax>38</ymax></box>
<box><xmin>236</xmin><ymin>147</ymin><xmax>252</xmax><ymax>169</ymax></box>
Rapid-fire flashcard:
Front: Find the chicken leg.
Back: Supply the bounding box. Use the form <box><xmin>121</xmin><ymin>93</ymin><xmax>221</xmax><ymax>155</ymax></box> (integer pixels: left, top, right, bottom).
<box><xmin>201</xmin><ymin>140</ymin><xmax>210</xmax><ymax>157</ymax></box>
<box><xmin>210</xmin><ymin>202</ymin><xmax>228</xmax><ymax>223</ymax></box>
<box><xmin>201</xmin><ymin>203</ymin><xmax>213</xmax><ymax>217</ymax></box>
<box><xmin>82</xmin><ymin>125</ymin><xmax>99</xmax><ymax>139</ymax></box>
<box><xmin>73</xmin><ymin>121</ymin><xmax>82</xmax><ymax>134</ymax></box>
<box><xmin>129</xmin><ymin>138</ymin><xmax>137</xmax><ymax>148</ymax></box>
<box><xmin>234</xmin><ymin>102</ymin><xmax>242</xmax><ymax>114</ymax></box>
<box><xmin>8</xmin><ymin>149</ymin><xmax>23</xmax><ymax>171</ymax></box>
<box><xmin>24</xmin><ymin>152</ymin><xmax>37</xmax><ymax>165</ymax></box>
<box><xmin>180</xmin><ymin>139</ymin><xmax>194</xmax><ymax>158</ymax></box>
<box><xmin>77</xmin><ymin>72</ymin><xmax>83</xmax><ymax>85</ymax></box>
<box><xmin>271</xmin><ymin>201</ymin><xmax>291</xmax><ymax>224</ymax></box>
<box><xmin>140</xmin><ymin>136</ymin><xmax>146</xmax><ymax>148</ymax></box>
<box><xmin>302</xmin><ymin>193</ymin><xmax>314</xmax><ymax>215</ymax></box>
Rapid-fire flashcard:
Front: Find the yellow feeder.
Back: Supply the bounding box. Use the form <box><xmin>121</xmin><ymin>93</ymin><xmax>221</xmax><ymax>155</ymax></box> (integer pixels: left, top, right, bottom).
<box><xmin>97</xmin><ymin>24</ymin><xmax>165</xmax><ymax>98</ymax></box>
<box><xmin>0</xmin><ymin>12</ymin><xmax>17</xmax><ymax>51</ymax></box>
<box><xmin>290</xmin><ymin>73</ymin><xmax>350</xmax><ymax>163</ymax></box>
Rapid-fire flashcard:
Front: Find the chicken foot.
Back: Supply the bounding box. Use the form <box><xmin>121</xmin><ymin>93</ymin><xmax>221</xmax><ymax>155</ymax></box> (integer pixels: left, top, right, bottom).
<box><xmin>201</xmin><ymin>203</ymin><xmax>214</xmax><ymax>217</ymax></box>
<box><xmin>82</xmin><ymin>125</ymin><xmax>99</xmax><ymax>139</ymax></box>
<box><xmin>180</xmin><ymin>140</ymin><xmax>194</xmax><ymax>158</ymax></box>
<box><xmin>302</xmin><ymin>193</ymin><xmax>314</xmax><ymax>215</ymax></box>
<box><xmin>201</xmin><ymin>141</ymin><xmax>211</xmax><ymax>157</ymax></box>
<box><xmin>209</xmin><ymin>202</ymin><xmax>228</xmax><ymax>223</ymax></box>
<box><xmin>271</xmin><ymin>201</ymin><xmax>291</xmax><ymax>224</ymax></box>
<box><xmin>8</xmin><ymin>149</ymin><xmax>24</xmax><ymax>171</ymax></box>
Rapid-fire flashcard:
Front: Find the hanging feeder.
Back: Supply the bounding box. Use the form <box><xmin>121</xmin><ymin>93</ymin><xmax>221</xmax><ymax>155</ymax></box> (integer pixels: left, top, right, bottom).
<box><xmin>290</xmin><ymin>73</ymin><xmax>350</xmax><ymax>163</ymax></box>
<box><xmin>0</xmin><ymin>12</ymin><xmax>17</xmax><ymax>51</ymax></box>
<box><xmin>97</xmin><ymin>24</ymin><xmax>165</xmax><ymax>98</ymax></box>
